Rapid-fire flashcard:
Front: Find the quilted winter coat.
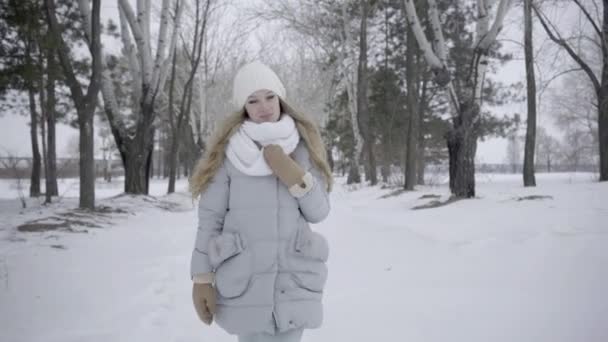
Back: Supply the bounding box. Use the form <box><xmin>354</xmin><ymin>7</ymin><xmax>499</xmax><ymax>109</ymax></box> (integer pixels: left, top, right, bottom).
<box><xmin>190</xmin><ymin>139</ymin><xmax>331</xmax><ymax>335</ymax></box>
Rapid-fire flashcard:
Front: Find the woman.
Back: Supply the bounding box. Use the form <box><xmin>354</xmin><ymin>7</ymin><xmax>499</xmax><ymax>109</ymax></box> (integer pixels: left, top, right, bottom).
<box><xmin>189</xmin><ymin>61</ymin><xmax>333</xmax><ymax>342</ymax></box>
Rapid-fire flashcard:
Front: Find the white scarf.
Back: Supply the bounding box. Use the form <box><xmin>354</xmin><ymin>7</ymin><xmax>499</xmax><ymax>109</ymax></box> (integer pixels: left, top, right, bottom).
<box><xmin>226</xmin><ymin>114</ymin><xmax>300</xmax><ymax>176</ymax></box>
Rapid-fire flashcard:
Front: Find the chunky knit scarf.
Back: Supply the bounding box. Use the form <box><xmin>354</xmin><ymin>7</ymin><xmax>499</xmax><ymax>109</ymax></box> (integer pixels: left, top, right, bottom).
<box><xmin>226</xmin><ymin>114</ymin><xmax>300</xmax><ymax>176</ymax></box>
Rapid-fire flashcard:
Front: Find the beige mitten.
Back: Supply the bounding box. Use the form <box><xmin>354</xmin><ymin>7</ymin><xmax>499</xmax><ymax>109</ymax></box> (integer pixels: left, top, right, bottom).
<box><xmin>262</xmin><ymin>144</ymin><xmax>306</xmax><ymax>189</ymax></box>
<box><xmin>192</xmin><ymin>283</ymin><xmax>216</xmax><ymax>325</ymax></box>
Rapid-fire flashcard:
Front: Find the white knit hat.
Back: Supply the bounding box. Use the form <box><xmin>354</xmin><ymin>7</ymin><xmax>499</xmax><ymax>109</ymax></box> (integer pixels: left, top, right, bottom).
<box><xmin>232</xmin><ymin>61</ymin><xmax>286</xmax><ymax>109</ymax></box>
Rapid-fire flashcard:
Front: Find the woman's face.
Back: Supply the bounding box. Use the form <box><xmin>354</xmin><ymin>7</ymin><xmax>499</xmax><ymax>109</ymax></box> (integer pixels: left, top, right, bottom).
<box><xmin>244</xmin><ymin>89</ymin><xmax>281</xmax><ymax>123</ymax></box>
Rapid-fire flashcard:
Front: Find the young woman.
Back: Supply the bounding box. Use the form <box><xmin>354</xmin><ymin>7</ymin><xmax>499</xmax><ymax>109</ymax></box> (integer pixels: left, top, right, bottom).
<box><xmin>189</xmin><ymin>61</ymin><xmax>333</xmax><ymax>342</ymax></box>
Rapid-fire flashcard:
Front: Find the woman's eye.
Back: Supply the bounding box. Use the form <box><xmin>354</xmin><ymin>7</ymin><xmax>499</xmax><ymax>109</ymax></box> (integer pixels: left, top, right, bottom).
<box><xmin>266</xmin><ymin>95</ymin><xmax>275</xmax><ymax>100</ymax></box>
<box><xmin>248</xmin><ymin>100</ymin><xmax>258</xmax><ymax>104</ymax></box>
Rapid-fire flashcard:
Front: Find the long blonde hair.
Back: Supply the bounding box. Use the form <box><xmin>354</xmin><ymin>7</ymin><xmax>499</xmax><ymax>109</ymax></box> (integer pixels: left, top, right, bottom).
<box><xmin>189</xmin><ymin>98</ymin><xmax>333</xmax><ymax>198</ymax></box>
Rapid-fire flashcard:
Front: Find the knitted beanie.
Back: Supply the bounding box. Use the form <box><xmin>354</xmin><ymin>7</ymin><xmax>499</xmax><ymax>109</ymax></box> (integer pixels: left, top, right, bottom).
<box><xmin>232</xmin><ymin>61</ymin><xmax>286</xmax><ymax>109</ymax></box>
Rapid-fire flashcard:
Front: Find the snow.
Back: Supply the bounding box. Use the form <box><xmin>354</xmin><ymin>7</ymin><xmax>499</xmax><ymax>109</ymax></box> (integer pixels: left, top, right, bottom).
<box><xmin>1</xmin><ymin>173</ymin><xmax>607</xmax><ymax>342</ymax></box>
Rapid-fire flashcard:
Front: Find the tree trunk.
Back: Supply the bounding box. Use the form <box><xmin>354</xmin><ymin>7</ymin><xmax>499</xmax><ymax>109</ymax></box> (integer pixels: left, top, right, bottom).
<box><xmin>340</xmin><ymin>1</ymin><xmax>363</xmax><ymax>185</ymax></box>
<box><xmin>381</xmin><ymin>133</ymin><xmax>390</xmax><ymax>183</ymax></box>
<box><xmin>167</xmin><ymin>134</ymin><xmax>179</xmax><ymax>193</ymax></box>
<box><xmin>347</xmin><ymin>162</ymin><xmax>361</xmax><ymax>184</ymax></box>
<box><xmin>147</xmin><ymin>128</ymin><xmax>155</xmax><ymax>192</ymax></box>
<box><xmin>523</xmin><ymin>0</ymin><xmax>536</xmax><ymax>186</ymax></box>
<box><xmin>124</xmin><ymin>102</ymin><xmax>155</xmax><ymax>194</ymax></box>
<box><xmin>416</xmin><ymin>117</ymin><xmax>426</xmax><ymax>185</ymax></box>
<box><xmin>79</xmin><ymin>113</ymin><xmax>95</xmax><ymax>208</ymax></box>
<box><xmin>357</xmin><ymin>0</ymin><xmax>376</xmax><ymax>185</ymax></box>
<box><xmin>44</xmin><ymin>0</ymin><xmax>102</xmax><ymax>209</ymax></box>
<box><xmin>183</xmin><ymin>122</ymin><xmax>199</xmax><ymax>178</ymax></box>
<box><xmin>416</xmin><ymin>50</ymin><xmax>429</xmax><ymax>186</ymax></box>
<box><xmin>167</xmin><ymin>47</ymin><xmax>178</xmax><ymax>194</ymax></box>
<box><xmin>28</xmin><ymin>87</ymin><xmax>41</xmax><ymax>197</ymax></box>
<box><xmin>327</xmin><ymin>145</ymin><xmax>334</xmax><ymax>172</ymax></box>
<box><xmin>39</xmin><ymin>79</ymin><xmax>48</xmax><ymax>196</ymax></box>
<box><xmin>599</xmin><ymin>2</ymin><xmax>608</xmax><ymax>181</ymax></box>
<box><xmin>446</xmin><ymin>102</ymin><xmax>478</xmax><ymax>197</ymax></box>
<box><xmin>45</xmin><ymin>49</ymin><xmax>59</xmax><ymax>199</ymax></box>
<box><xmin>405</xmin><ymin>24</ymin><xmax>419</xmax><ymax>190</ymax></box>
<box><xmin>157</xmin><ymin>130</ymin><xmax>163</xmax><ymax>179</ymax></box>
<box><xmin>600</xmin><ymin>88</ymin><xmax>608</xmax><ymax>181</ymax></box>
<box><xmin>103</xmin><ymin>152</ymin><xmax>112</xmax><ymax>182</ymax></box>
<box><xmin>163</xmin><ymin>129</ymin><xmax>171</xmax><ymax>178</ymax></box>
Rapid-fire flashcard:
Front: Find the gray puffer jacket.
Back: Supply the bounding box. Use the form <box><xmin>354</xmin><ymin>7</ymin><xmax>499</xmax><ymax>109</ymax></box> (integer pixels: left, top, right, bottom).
<box><xmin>190</xmin><ymin>139</ymin><xmax>331</xmax><ymax>335</ymax></box>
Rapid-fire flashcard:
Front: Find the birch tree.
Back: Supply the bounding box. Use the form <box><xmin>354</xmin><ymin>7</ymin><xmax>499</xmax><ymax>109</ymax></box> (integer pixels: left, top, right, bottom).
<box><xmin>403</xmin><ymin>0</ymin><xmax>514</xmax><ymax>197</ymax></box>
<box><xmin>100</xmin><ymin>0</ymin><xmax>184</xmax><ymax>194</ymax></box>
<box><xmin>357</xmin><ymin>0</ymin><xmax>376</xmax><ymax>185</ymax></box>
<box><xmin>340</xmin><ymin>1</ymin><xmax>365</xmax><ymax>184</ymax></box>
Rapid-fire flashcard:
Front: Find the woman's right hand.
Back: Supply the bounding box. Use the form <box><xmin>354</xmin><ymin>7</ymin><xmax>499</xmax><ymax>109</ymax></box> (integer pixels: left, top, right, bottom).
<box><xmin>192</xmin><ymin>283</ymin><xmax>216</xmax><ymax>325</ymax></box>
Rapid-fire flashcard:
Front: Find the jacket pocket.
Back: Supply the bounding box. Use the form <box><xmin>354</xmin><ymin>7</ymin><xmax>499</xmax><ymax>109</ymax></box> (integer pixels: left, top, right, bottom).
<box><xmin>208</xmin><ymin>232</ymin><xmax>252</xmax><ymax>299</ymax></box>
<box><xmin>208</xmin><ymin>232</ymin><xmax>245</xmax><ymax>269</ymax></box>
<box><xmin>291</xmin><ymin>268</ymin><xmax>327</xmax><ymax>293</ymax></box>
<box><xmin>293</xmin><ymin>222</ymin><xmax>329</xmax><ymax>262</ymax></box>
<box><xmin>289</xmin><ymin>221</ymin><xmax>329</xmax><ymax>293</ymax></box>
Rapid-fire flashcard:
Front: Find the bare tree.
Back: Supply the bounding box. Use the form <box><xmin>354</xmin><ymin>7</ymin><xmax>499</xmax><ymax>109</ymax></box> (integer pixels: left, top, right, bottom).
<box><xmin>0</xmin><ymin>153</ymin><xmax>27</xmax><ymax>209</ymax></box>
<box><xmin>533</xmin><ymin>0</ymin><xmax>607</xmax><ymax>181</ymax></box>
<box><xmin>523</xmin><ymin>0</ymin><xmax>537</xmax><ymax>186</ymax></box>
<box><xmin>167</xmin><ymin>0</ymin><xmax>214</xmax><ymax>194</ymax></box>
<box><xmin>551</xmin><ymin>71</ymin><xmax>598</xmax><ymax>154</ymax></box>
<box><xmin>44</xmin><ymin>0</ymin><xmax>102</xmax><ymax>209</ymax></box>
<box><xmin>506</xmin><ymin>130</ymin><xmax>522</xmax><ymax>173</ymax></box>
<box><xmin>403</xmin><ymin>0</ymin><xmax>514</xmax><ymax>197</ymax></box>
<box><xmin>536</xmin><ymin>126</ymin><xmax>560</xmax><ymax>172</ymax></box>
<box><xmin>550</xmin><ymin>71</ymin><xmax>599</xmax><ymax>170</ymax></box>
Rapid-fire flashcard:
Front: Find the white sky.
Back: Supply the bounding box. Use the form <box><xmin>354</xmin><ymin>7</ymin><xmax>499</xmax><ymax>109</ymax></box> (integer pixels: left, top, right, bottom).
<box><xmin>0</xmin><ymin>1</ymin><xmax>592</xmax><ymax>164</ymax></box>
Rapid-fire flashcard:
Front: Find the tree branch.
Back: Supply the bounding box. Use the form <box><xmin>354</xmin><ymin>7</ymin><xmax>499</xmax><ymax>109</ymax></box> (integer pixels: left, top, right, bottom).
<box><xmin>84</xmin><ymin>0</ymin><xmax>102</xmax><ymax>106</ymax></box>
<box><xmin>533</xmin><ymin>4</ymin><xmax>600</xmax><ymax>91</ymax></box>
<box><xmin>156</xmin><ymin>0</ymin><xmax>184</xmax><ymax>102</ymax></box>
<box><xmin>149</xmin><ymin>0</ymin><xmax>173</xmax><ymax>96</ymax></box>
<box><xmin>402</xmin><ymin>0</ymin><xmax>443</xmax><ymax>68</ymax></box>
<box><xmin>572</xmin><ymin>0</ymin><xmax>602</xmax><ymax>38</ymax></box>
<box><xmin>119</xmin><ymin>0</ymin><xmax>152</xmax><ymax>85</ymax></box>
<box><xmin>477</xmin><ymin>0</ymin><xmax>513</xmax><ymax>51</ymax></box>
<box><xmin>428</xmin><ymin>0</ymin><xmax>448</xmax><ymax>65</ymax></box>
<box><xmin>44</xmin><ymin>0</ymin><xmax>85</xmax><ymax>106</ymax></box>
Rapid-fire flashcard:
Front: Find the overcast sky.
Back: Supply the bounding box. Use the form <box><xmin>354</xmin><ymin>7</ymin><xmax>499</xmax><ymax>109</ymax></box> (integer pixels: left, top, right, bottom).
<box><xmin>0</xmin><ymin>1</ymin><xmax>591</xmax><ymax>164</ymax></box>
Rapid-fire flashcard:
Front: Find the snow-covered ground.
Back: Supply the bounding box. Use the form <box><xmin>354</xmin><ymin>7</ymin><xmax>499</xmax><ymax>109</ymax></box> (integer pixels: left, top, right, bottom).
<box><xmin>0</xmin><ymin>173</ymin><xmax>607</xmax><ymax>342</ymax></box>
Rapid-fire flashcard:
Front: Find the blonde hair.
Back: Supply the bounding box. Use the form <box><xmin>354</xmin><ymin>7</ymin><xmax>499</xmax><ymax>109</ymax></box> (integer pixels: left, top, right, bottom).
<box><xmin>189</xmin><ymin>98</ymin><xmax>333</xmax><ymax>198</ymax></box>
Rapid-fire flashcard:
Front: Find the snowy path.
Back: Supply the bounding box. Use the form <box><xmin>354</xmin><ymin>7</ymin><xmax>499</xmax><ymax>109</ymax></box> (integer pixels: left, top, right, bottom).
<box><xmin>1</xmin><ymin>174</ymin><xmax>607</xmax><ymax>342</ymax></box>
